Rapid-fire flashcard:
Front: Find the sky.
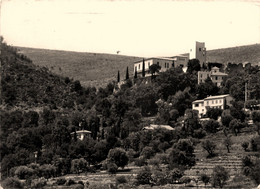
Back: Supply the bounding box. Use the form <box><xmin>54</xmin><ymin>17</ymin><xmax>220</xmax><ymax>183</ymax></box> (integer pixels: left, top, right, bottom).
<box><xmin>1</xmin><ymin>0</ymin><xmax>260</xmax><ymax>57</ymax></box>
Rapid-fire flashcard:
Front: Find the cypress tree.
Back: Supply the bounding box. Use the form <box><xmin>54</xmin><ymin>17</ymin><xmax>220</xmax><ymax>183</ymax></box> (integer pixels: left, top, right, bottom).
<box><xmin>126</xmin><ymin>66</ymin><xmax>129</xmax><ymax>80</ymax></box>
<box><xmin>117</xmin><ymin>70</ymin><xmax>120</xmax><ymax>83</ymax></box>
<box><xmin>142</xmin><ymin>58</ymin><xmax>145</xmax><ymax>77</ymax></box>
<box><xmin>134</xmin><ymin>69</ymin><xmax>137</xmax><ymax>79</ymax></box>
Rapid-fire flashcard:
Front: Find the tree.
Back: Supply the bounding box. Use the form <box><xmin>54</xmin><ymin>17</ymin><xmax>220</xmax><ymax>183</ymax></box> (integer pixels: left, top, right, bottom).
<box><xmin>206</xmin><ymin>108</ymin><xmax>222</xmax><ymax>120</ymax></box>
<box><xmin>136</xmin><ymin>166</ymin><xmax>152</xmax><ymax>185</ymax></box>
<box><xmin>197</xmin><ymin>77</ymin><xmax>220</xmax><ymax>99</ymax></box>
<box><xmin>241</xmin><ymin>141</ymin><xmax>249</xmax><ymax>152</ymax></box>
<box><xmin>200</xmin><ymin>173</ymin><xmax>210</xmax><ymax>187</ymax></box>
<box><xmin>221</xmin><ymin>114</ymin><xmax>233</xmax><ymax>128</ymax></box>
<box><xmin>202</xmin><ymin>119</ymin><xmax>219</xmax><ymax>133</ymax></box>
<box><xmin>107</xmin><ymin>148</ymin><xmax>128</xmax><ymax>169</ymax></box>
<box><xmin>142</xmin><ymin>59</ymin><xmax>145</xmax><ymax>77</ymax></box>
<box><xmin>168</xmin><ymin>88</ymin><xmax>195</xmax><ymax>116</ymax></box>
<box><xmin>169</xmin><ymin>139</ymin><xmax>195</xmax><ymax>168</ymax></box>
<box><xmin>149</xmin><ymin>64</ymin><xmax>161</xmax><ymax>80</ymax></box>
<box><xmin>70</xmin><ymin>158</ymin><xmax>87</xmax><ymax>174</ymax></box>
<box><xmin>125</xmin><ymin>66</ymin><xmax>129</xmax><ymax>80</ymax></box>
<box><xmin>223</xmin><ymin>136</ymin><xmax>232</xmax><ymax>153</ymax></box>
<box><xmin>168</xmin><ymin>168</ymin><xmax>184</xmax><ymax>184</ymax></box>
<box><xmin>187</xmin><ymin>59</ymin><xmax>201</xmax><ymax>73</ymax></box>
<box><xmin>134</xmin><ymin>69</ymin><xmax>137</xmax><ymax>79</ymax></box>
<box><xmin>211</xmin><ymin>165</ymin><xmax>229</xmax><ymax>188</ymax></box>
<box><xmin>117</xmin><ymin>70</ymin><xmax>120</xmax><ymax>83</ymax></box>
<box><xmin>252</xmin><ymin>110</ymin><xmax>260</xmax><ymax>135</ymax></box>
<box><xmin>202</xmin><ymin>139</ymin><xmax>216</xmax><ymax>157</ymax></box>
<box><xmin>229</xmin><ymin>119</ymin><xmax>242</xmax><ymax>136</ymax></box>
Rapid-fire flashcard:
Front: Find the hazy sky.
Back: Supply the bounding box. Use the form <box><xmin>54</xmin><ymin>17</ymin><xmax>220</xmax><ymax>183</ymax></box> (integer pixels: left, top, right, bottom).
<box><xmin>1</xmin><ymin>0</ymin><xmax>260</xmax><ymax>57</ymax></box>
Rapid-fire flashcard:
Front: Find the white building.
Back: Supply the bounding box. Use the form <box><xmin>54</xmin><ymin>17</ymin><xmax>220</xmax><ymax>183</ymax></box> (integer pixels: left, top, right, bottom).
<box><xmin>198</xmin><ymin>66</ymin><xmax>227</xmax><ymax>87</ymax></box>
<box><xmin>133</xmin><ymin>56</ymin><xmax>188</xmax><ymax>76</ymax></box>
<box><xmin>133</xmin><ymin>57</ymin><xmax>174</xmax><ymax>76</ymax></box>
<box><xmin>70</xmin><ymin>130</ymin><xmax>91</xmax><ymax>141</ymax></box>
<box><xmin>192</xmin><ymin>94</ymin><xmax>233</xmax><ymax>117</ymax></box>
<box><xmin>189</xmin><ymin>41</ymin><xmax>206</xmax><ymax>66</ymax></box>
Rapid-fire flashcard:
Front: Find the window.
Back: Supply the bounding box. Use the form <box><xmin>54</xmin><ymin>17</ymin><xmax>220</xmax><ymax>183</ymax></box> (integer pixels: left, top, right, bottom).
<box><xmin>157</xmin><ymin>62</ymin><xmax>159</xmax><ymax>65</ymax></box>
<box><xmin>219</xmin><ymin>99</ymin><xmax>222</xmax><ymax>103</ymax></box>
<box><xmin>202</xmin><ymin>109</ymin><xmax>204</xmax><ymax>112</ymax></box>
<box><xmin>148</xmin><ymin>62</ymin><xmax>150</xmax><ymax>67</ymax></box>
<box><xmin>215</xmin><ymin>76</ymin><xmax>218</xmax><ymax>80</ymax></box>
<box><xmin>138</xmin><ymin>64</ymin><xmax>140</xmax><ymax>69</ymax></box>
<box><xmin>199</xmin><ymin>48</ymin><xmax>202</xmax><ymax>51</ymax></box>
<box><xmin>216</xmin><ymin>100</ymin><xmax>218</xmax><ymax>103</ymax></box>
<box><xmin>207</xmin><ymin>101</ymin><xmax>209</xmax><ymax>105</ymax></box>
<box><xmin>212</xmin><ymin>100</ymin><xmax>214</xmax><ymax>104</ymax></box>
<box><xmin>201</xmin><ymin>74</ymin><xmax>203</xmax><ymax>78</ymax></box>
<box><xmin>201</xmin><ymin>103</ymin><xmax>204</xmax><ymax>107</ymax></box>
<box><xmin>165</xmin><ymin>62</ymin><xmax>167</xmax><ymax>68</ymax></box>
<box><xmin>135</xmin><ymin>66</ymin><xmax>137</xmax><ymax>71</ymax></box>
<box><xmin>195</xmin><ymin>103</ymin><xmax>199</xmax><ymax>107</ymax></box>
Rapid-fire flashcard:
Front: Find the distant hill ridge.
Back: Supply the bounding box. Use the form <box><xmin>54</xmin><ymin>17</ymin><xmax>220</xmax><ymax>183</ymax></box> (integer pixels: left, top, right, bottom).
<box><xmin>18</xmin><ymin>43</ymin><xmax>260</xmax><ymax>87</ymax></box>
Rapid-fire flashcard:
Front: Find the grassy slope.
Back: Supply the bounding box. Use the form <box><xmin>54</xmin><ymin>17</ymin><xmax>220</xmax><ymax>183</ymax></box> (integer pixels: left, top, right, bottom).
<box><xmin>18</xmin><ymin>43</ymin><xmax>260</xmax><ymax>87</ymax></box>
<box><xmin>207</xmin><ymin>43</ymin><xmax>260</xmax><ymax>64</ymax></box>
<box><xmin>17</xmin><ymin>47</ymin><xmax>140</xmax><ymax>87</ymax></box>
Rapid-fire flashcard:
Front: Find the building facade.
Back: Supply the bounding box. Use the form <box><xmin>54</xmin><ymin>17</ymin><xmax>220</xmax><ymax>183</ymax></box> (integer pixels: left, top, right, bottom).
<box><xmin>192</xmin><ymin>94</ymin><xmax>233</xmax><ymax>117</ymax></box>
<box><xmin>133</xmin><ymin>56</ymin><xmax>189</xmax><ymax>76</ymax></box>
<box><xmin>134</xmin><ymin>57</ymin><xmax>174</xmax><ymax>76</ymax></box>
<box><xmin>189</xmin><ymin>41</ymin><xmax>206</xmax><ymax>66</ymax></box>
<box><xmin>198</xmin><ymin>67</ymin><xmax>227</xmax><ymax>86</ymax></box>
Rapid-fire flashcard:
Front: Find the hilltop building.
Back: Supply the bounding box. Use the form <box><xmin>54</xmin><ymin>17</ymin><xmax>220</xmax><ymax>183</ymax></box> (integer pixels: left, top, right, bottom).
<box><xmin>133</xmin><ymin>56</ymin><xmax>189</xmax><ymax>76</ymax></box>
<box><xmin>133</xmin><ymin>41</ymin><xmax>206</xmax><ymax>77</ymax></box>
<box><xmin>189</xmin><ymin>41</ymin><xmax>206</xmax><ymax>66</ymax></box>
<box><xmin>192</xmin><ymin>94</ymin><xmax>233</xmax><ymax>118</ymax></box>
<box><xmin>198</xmin><ymin>66</ymin><xmax>227</xmax><ymax>86</ymax></box>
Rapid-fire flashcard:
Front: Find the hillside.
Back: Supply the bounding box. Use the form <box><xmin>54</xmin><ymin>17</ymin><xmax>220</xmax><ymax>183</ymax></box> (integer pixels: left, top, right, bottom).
<box><xmin>0</xmin><ymin>44</ymin><xmax>89</xmax><ymax>109</ymax></box>
<box><xmin>17</xmin><ymin>47</ymin><xmax>140</xmax><ymax>87</ymax></box>
<box><xmin>18</xmin><ymin>44</ymin><xmax>260</xmax><ymax>87</ymax></box>
<box><xmin>207</xmin><ymin>43</ymin><xmax>260</xmax><ymax>65</ymax></box>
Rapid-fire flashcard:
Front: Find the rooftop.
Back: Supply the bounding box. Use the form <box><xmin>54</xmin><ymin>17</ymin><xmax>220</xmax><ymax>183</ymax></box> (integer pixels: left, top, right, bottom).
<box><xmin>204</xmin><ymin>94</ymin><xmax>230</xmax><ymax>100</ymax></box>
<box><xmin>134</xmin><ymin>57</ymin><xmax>174</xmax><ymax>63</ymax></box>
<box><xmin>143</xmin><ymin>124</ymin><xmax>174</xmax><ymax>131</ymax></box>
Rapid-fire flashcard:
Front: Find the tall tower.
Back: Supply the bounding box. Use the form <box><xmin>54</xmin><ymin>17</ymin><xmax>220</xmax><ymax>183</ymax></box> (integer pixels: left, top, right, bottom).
<box><xmin>189</xmin><ymin>41</ymin><xmax>206</xmax><ymax>67</ymax></box>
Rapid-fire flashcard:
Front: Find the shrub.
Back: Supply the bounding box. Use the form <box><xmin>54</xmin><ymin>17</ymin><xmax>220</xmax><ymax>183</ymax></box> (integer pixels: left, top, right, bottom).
<box><xmin>202</xmin><ymin>119</ymin><xmax>219</xmax><ymax>133</ymax></box>
<box><xmin>107</xmin><ymin>162</ymin><xmax>118</xmax><ymax>174</ymax></box>
<box><xmin>151</xmin><ymin>170</ymin><xmax>168</xmax><ymax>186</ymax></box>
<box><xmin>14</xmin><ymin>165</ymin><xmax>34</xmax><ymax>179</ymax></box>
<box><xmin>2</xmin><ymin>177</ymin><xmax>23</xmax><ymax>189</ymax></box>
<box><xmin>140</xmin><ymin>146</ymin><xmax>155</xmax><ymax>159</ymax></box>
<box><xmin>136</xmin><ymin>166</ymin><xmax>152</xmax><ymax>185</ymax></box>
<box><xmin>71</xmin><ymin>158</ymin><xmax>87</xmax><ymax>174</ymax></box>
<box><xmin>56</xmin><ymin>178</ymin><xmax>66</xmax><ymax>185</ymax></box>
<box><xmin>179</xmin><ymin>176</ymin><xmax>191</xmax><ymax>186</ymax></box>
<box><xmin>211</xmin><ymin>165</ymin><xmax>229</xmax><ymax>188</ymax></box>
<box><xmin>242</xmin><ymin>156</ymin><xmax>253</xmax><ymax>167</ymax></box>
<box><xmin>116</xmin><ymin>176</ymin><xmax>127</xmax><ymax>184</ymax></box>
<box><xmin>200</xmin><ymin>173</ymin><xmax>210</xmax><ymax>187</ymax></box>
<box><xmin>66</xmin><ymin>179</ymin><xmax>76</xmax><ymax>186</ymax></box>
<box><xmin>107</xmin><ymin>148</ymin><xmax>129</xmax><ymax>169</ymax></box>
<box><xmin>241</xmin><ymin>141</ymin><xmax>249</xmax><ymax>151</ymax></box>
<box><xmin>148</xmin><ymin>157</ymin><xmax>160</xmax><ymax>167</ymax></box>
<box><xmin>78</xmin><ymin>180</ymin><xmax>84</xmax><ymax>186</ymax></box>
<box><xmin>30</xmin><ymin>177</ymin><xmax>47</xmax><ymax>188</ymax></box>
<box><xmin>167</xmin><ymin>168</ymin><xmax>184</xmax><ymax>184</ymax></box>
<box><xmin>134</xmin><ymin>156</ymin><xmax>147</xmax><ymax>167</ymax></box>
<box><xmin>39</xmin><ymin>164</ymin><xmax>56</xmax><ymax>179</ymax></box>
